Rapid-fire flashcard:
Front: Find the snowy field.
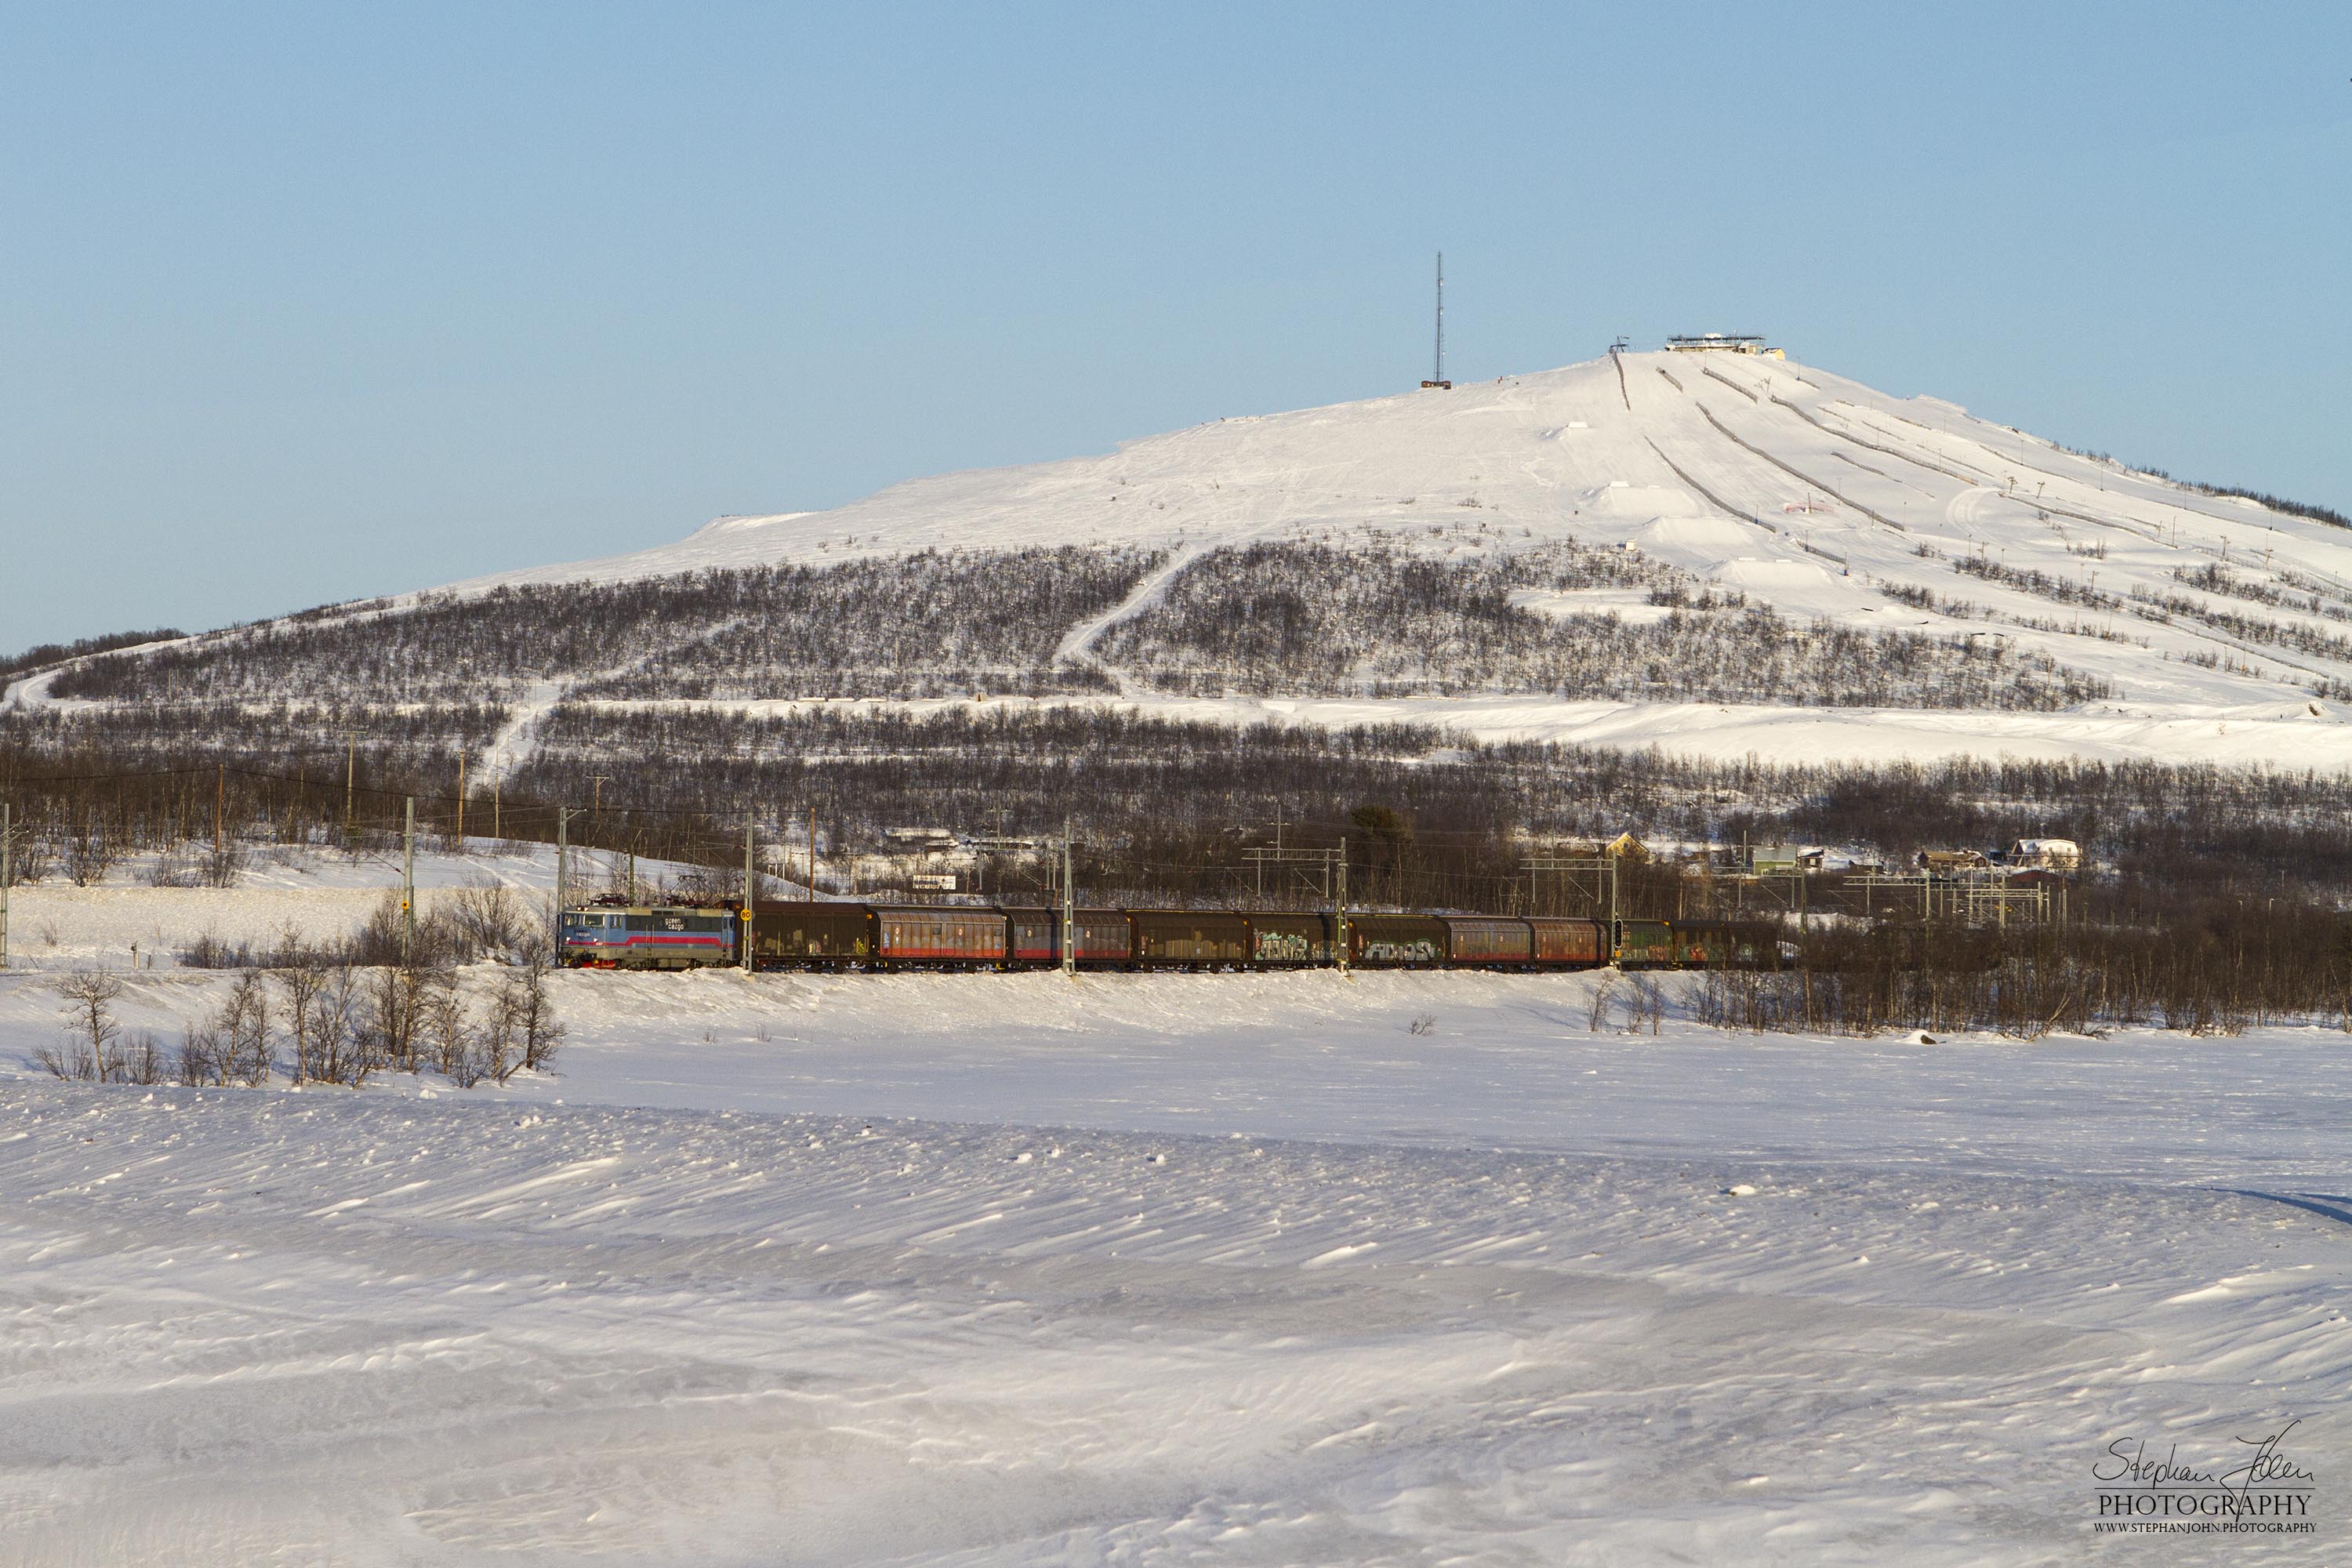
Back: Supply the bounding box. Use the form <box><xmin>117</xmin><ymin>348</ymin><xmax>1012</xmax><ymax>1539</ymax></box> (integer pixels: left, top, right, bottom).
<box><xmin>5</xmin><ymin>954</ymin><xmax>2350</xmax><ymax>1564</ymax></box>
<box><xmin>0</xmin><ymin>841</ymin><xmax>771</xmax><ymax>975</ymax></box>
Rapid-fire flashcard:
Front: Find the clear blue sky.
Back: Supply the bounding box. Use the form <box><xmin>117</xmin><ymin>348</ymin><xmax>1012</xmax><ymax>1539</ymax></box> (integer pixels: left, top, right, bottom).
<box><xmin>5</xmin><ymin>2</ymin><xmax>2348</xmax><ymax>651</ymax></box>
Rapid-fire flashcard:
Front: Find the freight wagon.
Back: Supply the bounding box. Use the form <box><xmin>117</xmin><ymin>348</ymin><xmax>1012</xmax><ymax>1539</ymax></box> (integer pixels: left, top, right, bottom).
<box><xmin>1440</xmin><ymin>916</ymin><xmax>1534</xmax><ymax>967</ymax></box>
<box><xmin>1530</xmin><ymin>916</ymin><xmax>1606</xmax><ymax>967</ymax></box>
<box><xmin>999</xmin><ymin>906</ymin><xmax>1135</xmax><ymax>968</ymax></box>
<box><xmin>1130</xmin><ymin>909</ymin><xmax>1250</xmax><ymax>969</ymax></box>
<box><xmin>750</xmin><ymin>902</ymin><xmax>874</xmax><ymax>967</ymax></box>
<box><xmin>1668</xmin><ymin>919</ymin><xmax>1780</xmax><ymax>968</ymax></box>
<box><xmin>1245</xmin><ymin>911</ymin><xmax>1331</xmax><ymax>967</ymax></box>
<box><xmin>1348</xmin><ymin>913</ymin><xmax>1449</xmax><ymax>968</ymax></box>
<box><xmin>872</xmin><ymin>906</ymin><xmax>1007</xmax><ymax>967</ymax></box>
<box><xmin>1613</xmin><ymin>919</ymin><xmax>1675</xmax><ymax>969</ymax></box>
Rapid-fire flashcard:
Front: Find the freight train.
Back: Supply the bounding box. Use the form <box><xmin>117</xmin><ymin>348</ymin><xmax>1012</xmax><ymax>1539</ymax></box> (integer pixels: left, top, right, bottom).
<box><xmin>557</xmin><ymin>901</ymin><xmax>1780</xmax><ymax>973</ymax></box>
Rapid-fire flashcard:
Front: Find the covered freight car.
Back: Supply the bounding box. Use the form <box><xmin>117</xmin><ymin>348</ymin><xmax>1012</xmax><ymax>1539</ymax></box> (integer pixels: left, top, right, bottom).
<box><xmin>1440</xmin><ymin>916</ymin><xmax>1534</xmax><ymax>968</ymax></box>
<box><xmin>999</xmin><ymin>907</ymin><xmax>1134</xmax><ymax>967</ymax></box>
<box><xmin>750</xmin><ymin>902</ymin><xmax>875</xmax><ymax>967</ymax></box>
<box><xmin>1528</xmin><ymin>916</ymin><xmax>1606</xmax><ymax>967</ymax></box>
<box><xmin>1671</xmin><ymin>919</ymin><xmax>1779</xmax><ymax>968</ymax></box>
<box><xmin>1244</xmin><ymin>911</ymin><xmax>1331</xmax><ymax>967</ymax></box>
<box><xmin>1613</xmin><ymin>919</ymin><xmax>1675</xmax><ymax>969</ymax></box>
<box><xmin>871</xmin><ymin>906</ymin><xmax>1008</xmax><ymax>967</ymax></box>
<box><xmin>1129</xmin><ymin>909</ymin><xmax>1249</xmax><ymax>968</ymax></box>
<box><xmin>1348</xmin><ymin>913</ymin><xmax>1448</xmax><ymax>967</ymax></box>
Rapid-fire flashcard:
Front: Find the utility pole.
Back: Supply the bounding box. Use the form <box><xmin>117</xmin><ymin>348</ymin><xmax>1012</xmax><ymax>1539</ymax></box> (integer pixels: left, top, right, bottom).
<box><xmin>340</xmin><ymin>730</ymin><xmax>367</xmax><ymax>842</ymax></box>
<box><xmin>808</xmin><ymin>805</ymin><xmax>817</xmax><ymax>902</ymax></box>
<box><xmin>214</xmin><ymin>763</ymin><xmax>224</xmax><ymax>870</ymax></box>
<box><xmin>742</xmin><ymin>818</ymin><xmax>755</xmax><ymax>973</ymax></box>
<box><xmin>1257</xmin><ymin>800</ymin><xmax>1286</xmax><ymax>900</ymax></box>
<box><xmin>492</xmin><ymin>758</ymin><xmax>503</xmax><ymax>841</ymax></box>
<box><xmin>401</xmin><ymin>796</ymin><xmax>416</xmax><ymax>967</ymax></box>
<box><xmin>1</xmin><ymin>802</ymin><xmax>11</xmax><ymax>970</ymax></box>
<box><xmin>1062</xmin><ymin>816</ymin><xmax>1076</xmax><ymax>979</ymax></box>
<box><xmin>554</xmin><ymin>806</ymin><xmax>570</xmax><ymax>957</ymax></box>
<box><xmin>588</xmin><ymin>775</ymin><xmax>611</xmax><ymax>866</ymax></box>
<box><xmin>1336</xmin><ymin>839</ymin><xmax>1350</xmax><ymax>976</ymax></box>
<box><xmin>455</xmin><ymin>753</ymin><xmax>466</xmax><ymax>848</ymax></box>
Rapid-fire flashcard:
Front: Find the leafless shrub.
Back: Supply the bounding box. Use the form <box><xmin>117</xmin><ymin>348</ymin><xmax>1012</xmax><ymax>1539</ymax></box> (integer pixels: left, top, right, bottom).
<box><xmin>56</xmin><ymin>971</ymin><xmax>124</xmax><ymax>1068</ymax></box>
<box><xmin>1406</xmin><ymin>1011</ymin><xmax>1436</xmax><ymax>1036</ymax></box>
<box><xmin>176</xmin><ymin>1022</ymin><xmax>225</xmax><ymax>1087</ymax></box>
<box><xmin>363</xmin><ymin>963</ymin><xmax>428</xmax><ymax>1073</ymax></box>
<box><xmin>478</xmin><ymin>978</ymin><xmax>522</xmax><ymax>1085</ymax></box>
<box><xmin>33</xmin><ymin>1040</ymin><xmax>92</xmax><ymax>1080</ymax></box>
<box><xmin>1693</xmin><ymin>968</ymin><xmax>1806</xmax><ymax>1033</ymax></box>
<box><xmin>445</xmin><ymin>1041</ymin><xmax>490</xmax><ymax>1088</ymax></box>
<box><xmin>220</xmin><ymin>970</ymin><xmax>274</xmax><ymax>1084</ymax></box>
<box><xmin>661</xmin><ymin>864</ymin><xmax>738</xmax><ymax>906</ymax></box>
<box><xmin>66</xmin><ymin>821</ymin><xmax>122</xmax><ymax>886</ymax></box>
<box><xmin>448</xmin><ymin>880</ymin><xmax>527</xmax><ymax>959</ymax></box>
<box><xmin>1621</xmin><ymin>975</ymin><xmax>1666</xmax><ymax>1035</ymax></box>
<box><xmin>178</xmin><ymin>931</ymin><xmax>263</xmax><ymax>969</ymax></box>
<box><xmin>144</xmin><ymin>848</ymin><xmax>199</xmax><ymax>887</ymax></box>
<box><xmin>10</xmin><ymin>835</ymin><xmax>53</xmax><ymax>884</ymax></box>
<box><xmin>503</xmin><ymin>963</ymin><xmax>566</xmax><ymax>1074</ymax></box>
<box><xmin>201</xmin><ymin>836</ymin><xmax>246</xmax><ymax>888</ymax></box>
<box><xmin>276</xmin><ymin>960</ymin><xmax>328</xmax><ymax>1087</ymax></box>
<box><xmin>422</xmin><ymin>976</ymin><xmax>479</xmax><ymax>1083</ymax></box>
<box><xmin>122</xmin><ymin>1032</ymin><xmax>165</xmax><ymax>1086</ymax></box>
<box><xmin>1584</xmin><ymin>978</ymin><xmax>1615</xmax><ymax>1033</ymax></box>
<box><xmin>297</xmin><ymin>967</ymin><xmax>375</xmax><ymax>1087</ymax></box>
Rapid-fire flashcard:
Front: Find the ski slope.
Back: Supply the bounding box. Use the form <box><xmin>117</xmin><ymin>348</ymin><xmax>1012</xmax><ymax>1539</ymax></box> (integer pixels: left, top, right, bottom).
<box><xmin>443</xmin><ymin>348</ymin><xmax>2352</xmax><ymax>724</ymax></box>
<box><xmin>20</xmin><ymin>350</ymin><xmax>2352</xmax><ymax>769</ymax></box>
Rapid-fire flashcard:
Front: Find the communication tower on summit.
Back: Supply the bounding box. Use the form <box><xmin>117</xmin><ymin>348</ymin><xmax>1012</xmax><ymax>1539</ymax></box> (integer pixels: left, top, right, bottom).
<box><xmin>1421</xmin><ymin>252</ymin><xmax>1451</xmax><ymax>389</ymax></box>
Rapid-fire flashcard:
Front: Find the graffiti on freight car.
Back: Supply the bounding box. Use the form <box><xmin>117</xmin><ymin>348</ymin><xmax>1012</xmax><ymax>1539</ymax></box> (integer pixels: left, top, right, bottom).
<box><xmin>1362</xmin><ymin>938</ymin><xmax>1441</xmax><ymax>964</ymax></box>
<box><xmin>1255</xmin><ymin>931</ymin><xmax>1316</xmax><ymax>962</ymax></box>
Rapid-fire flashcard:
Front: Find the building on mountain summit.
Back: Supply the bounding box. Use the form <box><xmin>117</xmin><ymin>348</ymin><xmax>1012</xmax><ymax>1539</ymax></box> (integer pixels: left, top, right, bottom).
<box><xmin>1664</xmin><ymin>333</ymin><xmax>1785</xmax><ymax>358</ymax></box>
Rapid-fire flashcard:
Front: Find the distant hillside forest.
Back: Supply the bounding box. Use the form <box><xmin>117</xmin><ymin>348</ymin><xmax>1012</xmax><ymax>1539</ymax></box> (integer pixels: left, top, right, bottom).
<box><xmin>38</xmin><ymin>540</ymin><xmax>2110</xmax><ymax>711</ymax></box>
<box><xmin>9</xmin><ymin>704</ymin><xmax>2349</xmax><ymax>1036</ymax></box>
<box><xmin>1</xmin><ymin>626</ymin><xmax>184</xmax><ymax>684</ymax></box>
<box><xmin>1100</xmin><ymin>540</ymin><xmax>2105</xmax><ymax>709</ymax></box>
<box><xmin>2</xmin><ymin>701</ymin><xmax>2344</xmax><ymax>913</ymax></box>
<box><xmin>44</xmin><ymin>549</ymin><xmax>1152</xmax><ymax>704</ymax></box>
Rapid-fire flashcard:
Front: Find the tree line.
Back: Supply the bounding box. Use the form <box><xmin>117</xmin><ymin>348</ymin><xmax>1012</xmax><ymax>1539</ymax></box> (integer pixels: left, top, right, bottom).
<box><xmin>45</xmin><ymin>548</ymin><xmax>1155</xmax><ymax>705</ymax></box>
<box><xmin>1097</xmin><ymin>539</ymin><xmax>2107</xmax><ymax>709</ymax></box>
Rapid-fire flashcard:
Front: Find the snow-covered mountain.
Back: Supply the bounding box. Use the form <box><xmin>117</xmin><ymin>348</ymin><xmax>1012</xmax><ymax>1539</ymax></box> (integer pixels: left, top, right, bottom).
<box><xmin>18</xmin><ymin>349</ymin><xmax>2352</xmax><ymax>770</ymax></box>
